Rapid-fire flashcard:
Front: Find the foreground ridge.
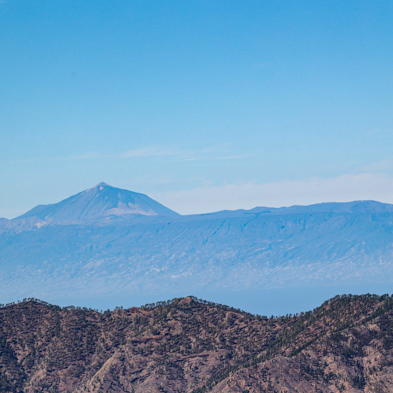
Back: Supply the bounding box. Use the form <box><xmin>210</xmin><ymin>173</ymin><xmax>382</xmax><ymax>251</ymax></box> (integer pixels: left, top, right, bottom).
<box><xmin>1</xmin><ymin>294</ymin><xmax>393</xmax><ymax>392</ymax></box>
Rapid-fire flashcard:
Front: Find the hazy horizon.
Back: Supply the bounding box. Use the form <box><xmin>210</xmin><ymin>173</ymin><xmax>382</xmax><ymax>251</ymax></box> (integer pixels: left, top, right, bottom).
<box><xmin>3</xmin><ymin>180</ymin><xmax>393</xmax><ymax>220</ymax></box>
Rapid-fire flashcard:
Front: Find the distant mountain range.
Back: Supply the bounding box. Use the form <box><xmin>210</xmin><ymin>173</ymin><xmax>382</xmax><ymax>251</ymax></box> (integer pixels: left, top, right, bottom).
<box><xmin>1</xmin><ymin>183</ymin><xmax>393</xmax><ymax>304</ymax></box>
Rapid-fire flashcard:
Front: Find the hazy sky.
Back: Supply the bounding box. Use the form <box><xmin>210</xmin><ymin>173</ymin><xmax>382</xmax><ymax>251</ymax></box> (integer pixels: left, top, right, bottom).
<box><xmin>1</xmin><ymin>0</ymin><xmax>393</xmax><ymax>217</ymax></box>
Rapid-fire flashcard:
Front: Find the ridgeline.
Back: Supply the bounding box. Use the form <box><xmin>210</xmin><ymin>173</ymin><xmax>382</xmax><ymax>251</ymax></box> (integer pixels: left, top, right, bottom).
<box><xmin>1</xmin><ymin>294</ymin><xmax>393</xmax><ymax>392</ymax></box>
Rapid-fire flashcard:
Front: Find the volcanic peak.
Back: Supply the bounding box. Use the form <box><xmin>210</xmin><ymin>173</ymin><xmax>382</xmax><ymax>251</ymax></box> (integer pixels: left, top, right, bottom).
<box><xmin>15</xmin><ymin>182</ymin><xmax>179</xmax><ymax>223</ymax></box>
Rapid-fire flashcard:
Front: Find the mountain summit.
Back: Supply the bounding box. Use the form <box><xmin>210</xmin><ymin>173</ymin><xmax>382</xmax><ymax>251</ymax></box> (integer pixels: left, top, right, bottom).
<box><xmin>16</xmin><ymin>183</ymin><xmax>179</xmax><ymax>223</ymax></box>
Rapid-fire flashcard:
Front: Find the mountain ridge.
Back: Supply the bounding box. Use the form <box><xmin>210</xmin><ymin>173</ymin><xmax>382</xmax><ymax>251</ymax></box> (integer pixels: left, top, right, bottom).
<box><xmin>4</xmin><ymin>182</ymin><xmax>393</xmax><ymax>223</ymax></box>
<box><xmin>1</xmin><ymin>293</ymin><xmax>393</xmax><ymax>392</ymax></box>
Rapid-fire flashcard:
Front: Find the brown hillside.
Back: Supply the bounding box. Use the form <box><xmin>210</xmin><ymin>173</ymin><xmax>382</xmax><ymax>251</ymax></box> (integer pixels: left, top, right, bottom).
<box><xmin>1</xmin><ymin>294</ymin><xmax>393</xmax><ymax>392</ymax></box>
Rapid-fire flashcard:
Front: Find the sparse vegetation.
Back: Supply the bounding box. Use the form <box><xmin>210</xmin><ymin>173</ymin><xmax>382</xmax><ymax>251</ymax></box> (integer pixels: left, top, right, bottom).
<box><xmin>1</xmin><ymin>294</ymin><xmax>393</xmax><ymax>392</ymax></box>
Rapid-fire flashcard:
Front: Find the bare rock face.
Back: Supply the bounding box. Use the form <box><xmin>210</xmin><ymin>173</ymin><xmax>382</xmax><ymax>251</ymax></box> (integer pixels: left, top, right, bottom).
<box><xmin>1</xmin><ymin>294</ymin><xmax>393</xmax><ymax>392</ymax></box>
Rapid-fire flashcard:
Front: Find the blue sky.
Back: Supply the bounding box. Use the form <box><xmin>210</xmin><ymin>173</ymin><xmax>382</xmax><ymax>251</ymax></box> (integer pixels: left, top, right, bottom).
<box><xmin>1</xmin><ymin>0</ymin><xmax>393</xmax><ymax>217</ymax></box>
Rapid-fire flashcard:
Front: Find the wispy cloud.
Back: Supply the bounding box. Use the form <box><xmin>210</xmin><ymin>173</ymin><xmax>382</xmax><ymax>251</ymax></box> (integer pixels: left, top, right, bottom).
<box><xmin>119</xmin><ymin>146</ymin><xmax>176</xmax><ymax>158</ymax></box>
<box><xmin>117</xmin><ymin>145</ymin><xmax>235</xmax><ymax>162</ymax></box>
<box><xmin>214</xmin><ymin>154</ymin><xmax>253</xmax><ymax>160</ymax></box>
<box><xmin>153</xmin><ymin>173</ymin><xmax>393</xmax><ymax>215</ymax></box>
<box><xmin>65</xmin><ymin>152</ymin><xmax>103</xmax><ymax>160</ymax></box>
<box><xmin>357</xmin><ymin>159</ymin><xmax>393</xmax><ymax>173</ymax></box>
<box><xmin>75</xmin><ymin>144</ymin><xmax>253</xmax><ymax>162</ymax></box>
<box><xmin>13</xmin><ymin>145</ymin><xmax>253</xmax><ymax>164</ymax></box>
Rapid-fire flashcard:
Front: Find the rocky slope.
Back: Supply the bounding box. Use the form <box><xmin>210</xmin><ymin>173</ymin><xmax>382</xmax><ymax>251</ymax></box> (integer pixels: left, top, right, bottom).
<box><xmin>1</xmin><ymin>294</ymin><xmax>393</xmax><ymax>392</ymax></box>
